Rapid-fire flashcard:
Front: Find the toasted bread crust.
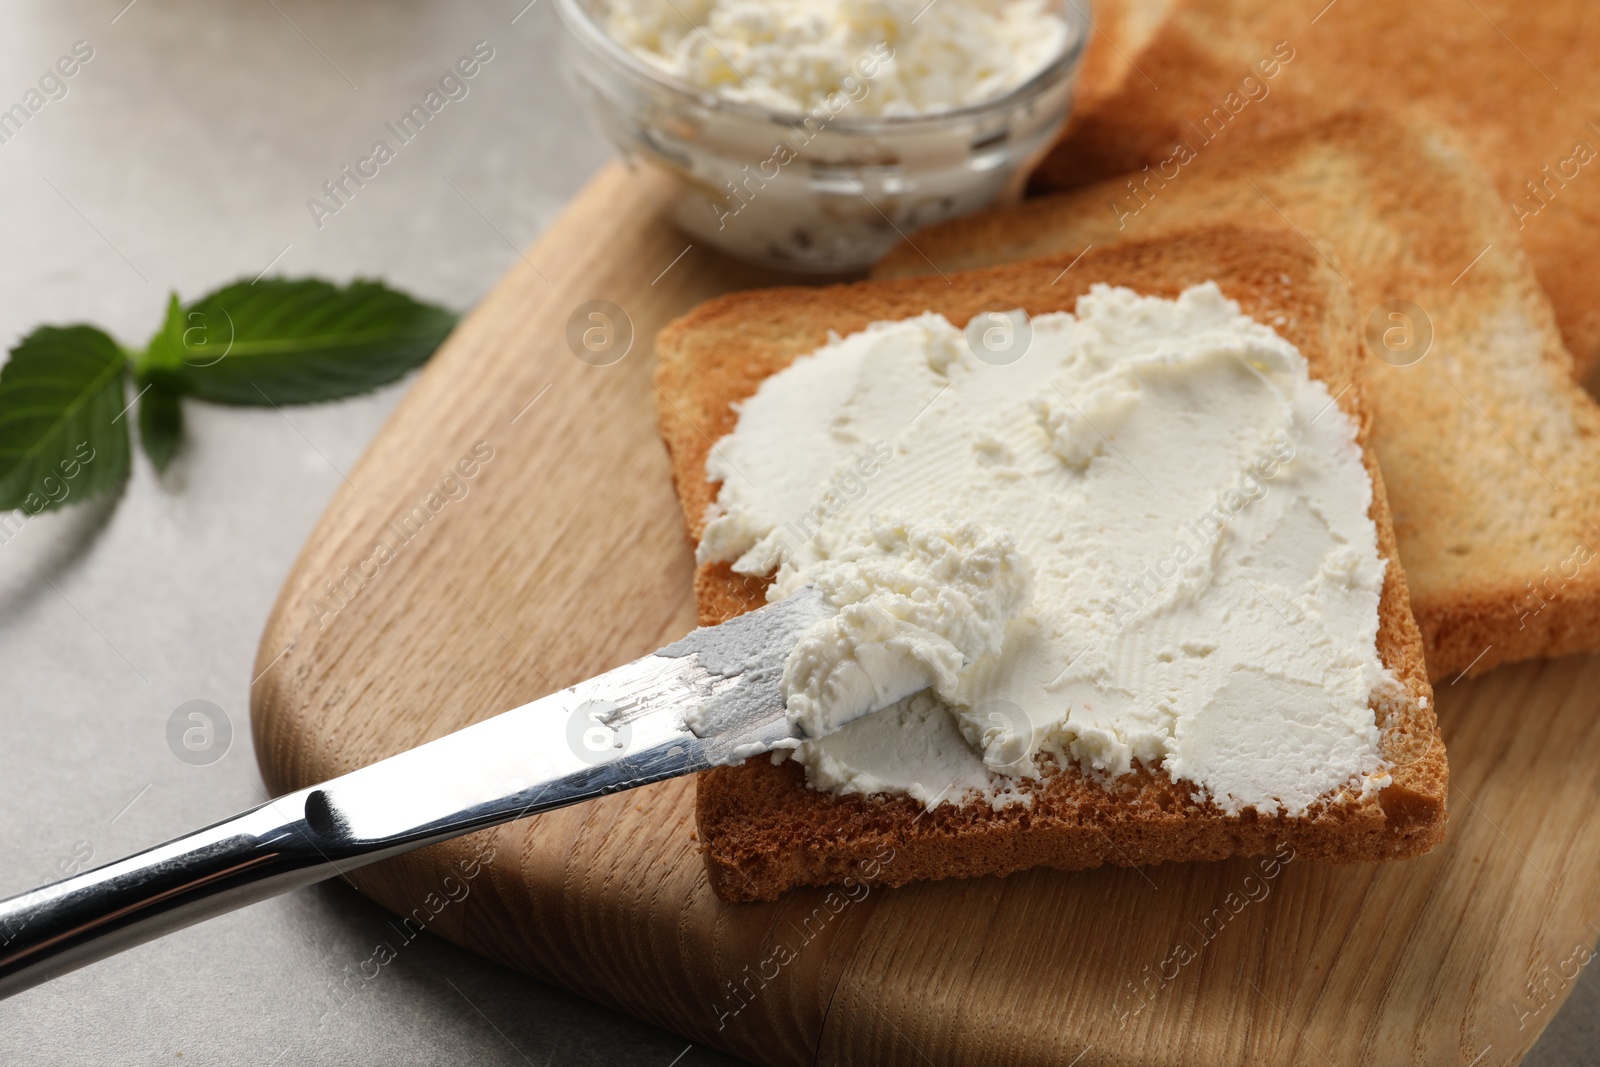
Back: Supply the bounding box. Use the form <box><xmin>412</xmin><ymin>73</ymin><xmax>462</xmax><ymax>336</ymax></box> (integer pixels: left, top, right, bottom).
<box><xmin>655</xmin><ymin>228</ymin><xmax>1446</xmax><ymax>902</ymax></box>
<box><xmin>1029</xmin><ymin>0</ymin><xmax>1600</xmax><ymax>380</ymax></box>
<box><xmin>877</xmin><ymin>111</ymin><xmax>1600</xmax><ymax>684</ymax></box>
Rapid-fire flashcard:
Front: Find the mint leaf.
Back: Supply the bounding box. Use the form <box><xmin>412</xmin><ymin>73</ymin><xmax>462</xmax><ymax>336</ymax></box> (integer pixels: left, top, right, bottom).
<box><xmin>137</xmin><ymin>278</ymin><xmax>456</xmax><ymax>405</ymax></box>
<box><xmin>138</xmin><ymin>382</ymin><xmax>183</xmax><ymax>472</ymax></box>
<box><xmin>0</xmin><ymin>325</ymin><xmax>130</xmax><ymax>512</ymax></box>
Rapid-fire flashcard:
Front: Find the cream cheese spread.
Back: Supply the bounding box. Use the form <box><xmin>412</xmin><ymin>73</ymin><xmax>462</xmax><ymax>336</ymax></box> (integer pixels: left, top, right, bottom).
<box><xmin>699</xmin><ymin>283</ymin><xmax>1396</xmax><ymax>816</ymax></box>
<box><xmin>784</xmin><ymin>519</ymin><xmax>1031</xmax><ymax>737</ymax></box>
<box><xmin>597</xmin><ymin>0</ymin><xmax>1069</xmax><ymax>117</ymax></box>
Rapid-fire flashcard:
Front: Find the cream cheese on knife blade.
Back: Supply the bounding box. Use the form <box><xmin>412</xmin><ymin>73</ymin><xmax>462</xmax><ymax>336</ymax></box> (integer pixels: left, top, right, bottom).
<box><xmin>697</xmin><ymin>283</ymin><xmax>1397</xmax><ymax>816</ymax></box>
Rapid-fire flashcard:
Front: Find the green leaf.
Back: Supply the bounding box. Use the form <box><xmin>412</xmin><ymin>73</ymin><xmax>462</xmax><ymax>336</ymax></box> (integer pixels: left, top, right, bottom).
<box><xmin>0</xmin><ymin>325</ymin><xmax>131</xmax><ymax>512</ymax></box>
<box><xmin>138</xmin><ymin>382</ymin><xmax>184</xmax><ymax>472</ymax></box>
<box><xmin>136</xmin><ymin>278</ymin><xmax>456</xmax><ymax>405</ymax></box>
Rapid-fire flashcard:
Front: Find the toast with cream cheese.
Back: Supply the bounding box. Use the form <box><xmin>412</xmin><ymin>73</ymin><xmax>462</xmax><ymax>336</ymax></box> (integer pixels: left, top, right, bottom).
<box><xmin>655</xmin><ymin>227</ymin><xmax>1447</xmax><ymax>902</ymax></box>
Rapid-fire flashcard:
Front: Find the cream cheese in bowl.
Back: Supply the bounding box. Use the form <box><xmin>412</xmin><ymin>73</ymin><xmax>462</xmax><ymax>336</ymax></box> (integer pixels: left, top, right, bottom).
<box><xmin>599</xmin><ymin>0</ymin><xmax>1070</xmax><ymax>117</ymax></box>
<box><xmin>556</xmin><ymin>0</ymin><xmax>1089</xmax><ymax>271</ymax></box>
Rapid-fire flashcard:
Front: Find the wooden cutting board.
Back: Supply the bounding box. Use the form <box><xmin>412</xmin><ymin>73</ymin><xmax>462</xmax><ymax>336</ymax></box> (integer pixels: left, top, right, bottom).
<box><xmin>250</xmin><ymin>162</ymin><xmax>1600</xmax><ymax>1067</ymax></box>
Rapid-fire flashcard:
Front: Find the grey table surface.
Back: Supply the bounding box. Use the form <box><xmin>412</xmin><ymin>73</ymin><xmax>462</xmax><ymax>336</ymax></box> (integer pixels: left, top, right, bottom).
<box><xmin>0</xmin><ymin>2</ymin><xmax>1591</xmax><ymax>1065</ymax></box>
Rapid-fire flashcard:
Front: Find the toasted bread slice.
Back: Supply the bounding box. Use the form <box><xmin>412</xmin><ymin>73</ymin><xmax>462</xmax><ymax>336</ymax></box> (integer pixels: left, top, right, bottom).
<box><xmin>1068</xmin><ymin>0</ymin><xmax>1180</xmax><ymax>120</ymax></box>
<box><xmin>877</xmin><ymin>111</ymin><xmax>1600</xmax><ymax>684</ymax></box>
<box><xmin>655</xmin><ymin>227</ymin><xmax>1446</xmax><ymax>903</ymax></box>
<box><xmin>1031</xmin><ymin>0</ymin><xmax>1600</xmax><ymax>379</ymax></box>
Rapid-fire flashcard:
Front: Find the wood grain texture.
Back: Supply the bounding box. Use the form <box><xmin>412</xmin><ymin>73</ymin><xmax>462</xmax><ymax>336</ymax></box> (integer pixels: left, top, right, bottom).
<box><xmin>252</xmin><ymin>163</ymin><xmax>1600</xmax><ymax>1066</ymax></box>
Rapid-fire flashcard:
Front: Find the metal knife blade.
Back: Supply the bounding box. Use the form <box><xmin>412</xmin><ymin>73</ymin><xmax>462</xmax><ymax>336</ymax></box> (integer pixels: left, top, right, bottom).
<box><xmin>0</xmin><ymin>586</ymin><xmax>831</xmax><ymax>1000</ymax></box>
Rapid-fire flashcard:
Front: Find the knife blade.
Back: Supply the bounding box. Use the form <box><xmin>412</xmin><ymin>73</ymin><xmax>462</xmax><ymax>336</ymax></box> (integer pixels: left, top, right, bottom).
<box><xmin>0</xmin><ymin>586</ymin><xmax>835</xmax><ymax>1000</ymax></box>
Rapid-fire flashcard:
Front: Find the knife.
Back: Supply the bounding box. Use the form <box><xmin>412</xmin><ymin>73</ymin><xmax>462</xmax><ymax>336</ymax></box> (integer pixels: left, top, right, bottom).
<box><xmin>0</xmin><ymin>586</ymin><xmax>836</xmax><ymax>1000</ymax></box>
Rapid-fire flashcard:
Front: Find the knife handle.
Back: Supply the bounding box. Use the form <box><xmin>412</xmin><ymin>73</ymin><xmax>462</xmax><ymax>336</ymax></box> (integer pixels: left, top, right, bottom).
<box><xmin>0</xmin><ymin>733</ymin><xmax>701</xmax><ymax>1000</ymax></box>
<box><xmin>0</xmin><ymin>789</ymin><xmax>348</xmax><ymax>999</ymax></box>
<box><xmin>0</xmin><ymin>605</ymin><xmax>809</xmax><ymax>1000</ymax></box>
<box><xmin>0</xmin><ymin>769</ymin><xmax>645</xmax><ymax>1000</ymax></box>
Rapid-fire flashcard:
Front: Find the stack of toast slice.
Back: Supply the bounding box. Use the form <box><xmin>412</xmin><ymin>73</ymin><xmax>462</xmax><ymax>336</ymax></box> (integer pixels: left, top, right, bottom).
<box><xmin>655</xmin><ymin>227</ymin><xmax>1448</xmax><ymax>902</ymax></box>
<box><xmin>878</xmin><ymin>111</ymin><xmax>1600</xmax><ymax>684</ymax></box>
<box><xmin>1033</xmin><ymin>0</ymin><xmax>1600</xmax><ymax>379</ymax></box>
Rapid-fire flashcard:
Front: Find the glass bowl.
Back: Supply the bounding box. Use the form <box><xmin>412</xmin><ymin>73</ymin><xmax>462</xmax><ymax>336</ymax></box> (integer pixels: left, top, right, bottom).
<box><xmin>555</xmin><ymin>0</ymin><xmax>1092</xmax><ymax>273</ymax></box>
